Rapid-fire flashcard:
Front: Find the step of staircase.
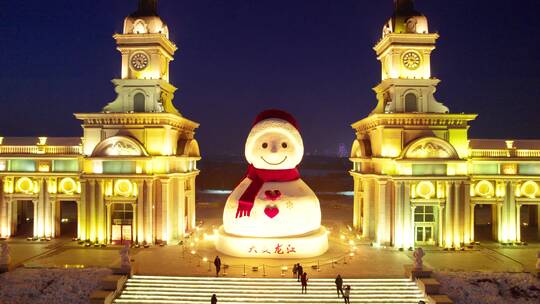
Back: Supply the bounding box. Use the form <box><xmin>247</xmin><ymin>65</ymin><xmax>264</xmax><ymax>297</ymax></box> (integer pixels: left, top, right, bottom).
<box><xmin>113</xmin><ymin>275</ymin><xmax>427</xmax><ymax>304</ymax></box>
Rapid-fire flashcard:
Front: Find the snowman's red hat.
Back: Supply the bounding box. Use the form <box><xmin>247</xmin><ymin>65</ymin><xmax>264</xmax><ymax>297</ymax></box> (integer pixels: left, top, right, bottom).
<box><xmin>252</xmin><ymin>109</ymin><xmax>299</xmax><ymax>130</ymax></box>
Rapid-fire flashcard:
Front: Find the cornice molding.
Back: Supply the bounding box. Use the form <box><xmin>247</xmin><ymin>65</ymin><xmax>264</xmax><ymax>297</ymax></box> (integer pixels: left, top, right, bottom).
<box><xmin>351</xmin><ymin>113</ymin><xmax>478</xmax><ymax>132</ymax></box>
<box><xmin>74</xmin><ymin>112</ymin><xmax>199</xmax><ymax>132</ymax></box>
<box><xmin>113</xmin><ymin>33</ymin><xmax>177</xmax><ymax>55</ymax></box>
<box><xmin>374</xmin><ymin>33</ymin><xmax>439</xmax><ymax>55</ymax></box>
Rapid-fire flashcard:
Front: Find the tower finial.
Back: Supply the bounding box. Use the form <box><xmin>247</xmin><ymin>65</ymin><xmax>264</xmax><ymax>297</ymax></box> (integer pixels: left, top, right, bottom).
<box><xmin>132</xmin><ymin>0</ymin><xmax>158</xmax><ymax>17</ymax></box>
<box><xmin>394</xmin><ymin>0</ymin><xmax>415</xmax><ymax>13</ymax></box>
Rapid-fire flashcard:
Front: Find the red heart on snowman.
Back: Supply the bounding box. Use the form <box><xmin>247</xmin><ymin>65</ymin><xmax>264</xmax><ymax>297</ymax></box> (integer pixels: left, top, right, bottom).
<box><xmin>264</xmin><ymin>205</ymin><xmax>280</xmax><ymax>219</ymax></box>
<box><xmin>264</xmin><ymin>190</ymin><xmax>282</xmax><ymax>201</ymax></box>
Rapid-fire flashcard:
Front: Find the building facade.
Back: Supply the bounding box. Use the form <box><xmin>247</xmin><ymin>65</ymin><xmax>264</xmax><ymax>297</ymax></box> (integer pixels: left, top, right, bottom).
<box><xmin>0</xmin><ymin>0</ymin><xmax>200</xmax><ymax>245</ymax></box>
<box><xmin>350</xmin><ymin>0</ymin><xmax>540</xmax><ymax>249</ymax></box>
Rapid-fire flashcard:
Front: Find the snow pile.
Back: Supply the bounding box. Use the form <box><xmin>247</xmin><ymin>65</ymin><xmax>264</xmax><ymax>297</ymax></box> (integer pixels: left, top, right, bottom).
<box><xmin>434</xmin><ymin>271</ymin><xmax>540</xmax><ymax>304</ymax></box>
<box><xmin>0</xmin><ymin>267</ymin><xmax>112</xmax><ymax>304</ymax></box>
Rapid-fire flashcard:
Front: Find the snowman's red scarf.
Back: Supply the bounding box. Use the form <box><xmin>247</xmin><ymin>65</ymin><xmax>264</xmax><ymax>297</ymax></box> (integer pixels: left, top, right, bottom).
<box><xmin>235</xmin><ymin>165</ymin><xmax>300</xmax><ymax>218</ymax></box>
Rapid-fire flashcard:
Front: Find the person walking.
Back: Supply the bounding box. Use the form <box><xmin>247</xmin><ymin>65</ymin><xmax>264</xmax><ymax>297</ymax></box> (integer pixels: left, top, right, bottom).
<box><xmin>213</xmin><ymin>256</ymin><xmax>221</xmax><ymax>277</ymax></box>
<box><xmin>211</xmin><ymin>294</ymin><xmax>218</xmax><ymax>304</ymax></box>
<box><xmin>335</xmin><ymin>274</ymin><xmax>344</xmax><ymax>298</ymax></box>
<box><xmin>300</xmin><ymin>272</ymin><xmax>308</xmax><ymax>294</ymax></box>
<box><xmin>292</xmin><ymin>263</ymin><xmax>298</xmax><ymax>278</ymax></box>
<box><xmin>343</xmin><ymin>285</ymin><xmax>351</xmax><ymax>304</ymax></box>
<box><xmin>297</xmin><ymin>264</ymin><xmax>303</xmax><ymax>282</ymax></box>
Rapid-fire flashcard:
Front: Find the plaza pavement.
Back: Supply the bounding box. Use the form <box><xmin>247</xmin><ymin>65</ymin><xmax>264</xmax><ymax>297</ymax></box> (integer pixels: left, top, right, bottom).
<box><xmin>3</xmin><ymin>196</ymin><xmax>538</xmax><ymax>277</ymax></box>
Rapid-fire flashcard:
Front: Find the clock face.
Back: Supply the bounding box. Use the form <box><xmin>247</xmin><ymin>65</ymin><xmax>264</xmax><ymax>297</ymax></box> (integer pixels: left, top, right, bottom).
<box><xmin>131</xmin><ymin>52</ymin><xmax>149</xmax><ymax>71</ymax></box>
<box><xmin>402</xmin><ymin>51</ymin><xmax>421</xmax><ymax>70</ymax></box>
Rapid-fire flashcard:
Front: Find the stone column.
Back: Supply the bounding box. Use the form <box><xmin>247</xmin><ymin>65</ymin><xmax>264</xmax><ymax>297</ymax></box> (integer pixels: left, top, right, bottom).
<box><xmin>403</xmin><ymin>181</ymin><xmax>412</xmax><ymax>248</ymax></box>
<box><xmin>177</xmin><ymin>178</ymin><xmax>186</xmax><ymax>237</ymax></box>
<box><xmin>187</xmin><ymin>177</ymin><xmax>197</xmax><ymax>231</ymax></box>
<box><xmin>353</xmin><ymin>176</ymin><xmax>361</xmax><ymax>230</ymax></box>
<box><xmin>444</xmin><ymin>182</ymin><xmax>454</xmax><ymax>248</ymax></box>
<box><xmin>106</xmin><ymin>203</ymin><xmax>112</xmax><ymax>244</ymax></box>
<box><xmin>470</xmin><ymin>203</ymin><xmax>476</xmax><ymax>243</ymax></box>
<box><xmin>393</xmin><ymin>181</ymin><xmax>404</xmax><ymax>248</ymax></box>
<box><xmin>170</xmin><ymin>178</ymin><xmax>180</xmax><ymax>242</ymax></box>
<box><xmin>161</xmin><ymin>179</ymin><xmax>170</xmax><ymax>244</ymax></box>
<box><xmin>376</xmin><ymin>180</ymin><xmax>389</xmax><ymax>246</ymax></box>
<box><xmin>96</xmin><ymin>180</ymin><xmax>105</xmax><ymax>243</ymax></box>
<box><xmin>88</xmin><ymin>180</ymin><xmax>96</xmax><ymax>241</ymax></box>
<box><xmin>497</xmin><ymin>203</ymin><xmax>504</xmax><ymax>243</ymax></box>
<box><xmin>32</xmin><ymin>199</ymin><xmax>38</xmax><ymax>238</ymax></box>
<box><xmin>0</xmin><ymin>183</ymin><xmax>6</xmax><ymax>237</ymax></box>
<box><xmin>438</xmin><ymin>203</ymin><xmax>445</xmax><ymax>246</ymax></box>
<box><xmin>36</xmin><ymin>179</ymin><xmax>46</xmax><ymax>238</ymax></box>
<box><xmin>6</xmin><ymin>199</ymin><xmax>13</xmax><ymax>237</ymax></box>
<box><xmin>137</xmin><ymin>181</ymin><xmax>144</xmax><ymax>244</ymax></box>
<box><xmin>454</xmin><ymin>181</ymin><xmax>462</xmax><ymax>247</ymax></box>
<box><xmin>410</xmin><ymin>205</ymin><xmax>417</xmax><ymax>247</ymax></box>
<box><xmin>362</xmin><ymin>179</ymin><xmax>371</xmax><ymax>239</ymax></box>
<box><xmin>0</xmin><ymin>195</ymin><xmax>8</xmax><ymax>238</ymax></box>
<box><xmin>144</xmin><ymin>179</ymin><xmax>154</xmax><ymax>244</ymax></box>
<box><xmin>79</xmin><ymin>180</ymin><xmax>87</xmax><ymax>240</ymax></box>
<box><xmin>516</xmin><ymin>203</ymin><xmax>521</xmax><ymax>243</ymax></box>
<box><xmin>463</xmin><ymin>182</ymin><xmax>471</xmax><ymax>245</ymax></box>
<box><xmin>10</xmin><ymin>200</ymin><xmax>17</xmax><ymax>237</ymax></box>
<box><xmin>44</xmin><ymin>182</ymin><xmax>52</xmax><ymax>238</ymax></box>
<box><xmin>132</xmin><ymin>203</ymin><xmax>137</xmax><ymax>244</ymax></box>
<box><xmin>49</xmin><ymin>197</ymin><xmax>55</xmax><ymax>238</ymax></box>
<box><xmin>504</xmin><ymin>181</ymin><xmax>518</xmax><ymax>243</ymax></box>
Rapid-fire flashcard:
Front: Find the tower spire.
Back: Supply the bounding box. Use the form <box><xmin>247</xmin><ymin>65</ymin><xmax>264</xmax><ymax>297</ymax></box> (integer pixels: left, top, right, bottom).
<box><xmin>131</xmin><ymin>0</ymin><xmax>158</xmax><ymax>17</ymax></box>
<box><xmin>394</xmin><ymin>0</ymin><xmax>417</xmax><ymax>14</ymax></box>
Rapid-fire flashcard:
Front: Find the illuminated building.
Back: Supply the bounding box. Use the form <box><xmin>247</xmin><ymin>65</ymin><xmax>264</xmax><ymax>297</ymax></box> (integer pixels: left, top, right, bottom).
<box><xmin>350</xmin><ymin>0</ymin><xmax>540</xmax><ymax>248</ymax></box>
<box><xmin>0</xmin><ymin>0</ymin><xmax>200</xmax><ymax>245</ymax></box>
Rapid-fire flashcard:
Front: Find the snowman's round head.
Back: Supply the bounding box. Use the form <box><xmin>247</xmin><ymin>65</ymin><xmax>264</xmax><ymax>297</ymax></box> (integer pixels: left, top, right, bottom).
<box><xmin>245</xmin><ymin>110</ymin><xmax>304</xmax><ymax>170</ymax></box>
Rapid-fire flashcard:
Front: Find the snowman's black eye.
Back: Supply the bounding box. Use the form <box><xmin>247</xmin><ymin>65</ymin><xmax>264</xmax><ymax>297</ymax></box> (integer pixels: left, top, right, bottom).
<box><xmin>282</xmin><ymin>142</ymin><xmax>288</xmax><ymax>149</ymax></box>
<box><xmin>262</xmin><ymin>143</ymin><xmax>268</xmax><ymax>149</ymax></box>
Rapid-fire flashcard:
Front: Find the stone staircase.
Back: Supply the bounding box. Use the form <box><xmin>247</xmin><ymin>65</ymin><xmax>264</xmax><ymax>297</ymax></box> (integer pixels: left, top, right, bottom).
<box><xmin>113</xmin><ymin>275</ymin><xmax>427</xmax><ymax>303</ymax></box>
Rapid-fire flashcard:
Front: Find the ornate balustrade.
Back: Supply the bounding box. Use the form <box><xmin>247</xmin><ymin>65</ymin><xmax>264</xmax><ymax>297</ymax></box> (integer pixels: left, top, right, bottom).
<box><xmin>469</xmin><ymin>149</ymin><xmax>540</xmax><ymax>159</ymax></box>
<box><xmin>0</xmin><ymin>145</ymin><xmax>82</xmax><ymax>155</ymax></box>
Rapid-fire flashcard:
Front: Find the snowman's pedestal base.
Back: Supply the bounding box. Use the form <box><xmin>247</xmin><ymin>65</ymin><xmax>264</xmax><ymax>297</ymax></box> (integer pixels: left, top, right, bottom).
<box><xmin>215</xmin><ymin>226</ymin><xmax>328</xmax><ymax>258</ymax></box>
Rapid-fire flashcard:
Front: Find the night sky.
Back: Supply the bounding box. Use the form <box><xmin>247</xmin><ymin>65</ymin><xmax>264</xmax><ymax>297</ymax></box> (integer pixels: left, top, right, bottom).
<box><xmin>1</xmin><ymin>0</ymin><xmax>539</xmax><ymax>156</ymax></box>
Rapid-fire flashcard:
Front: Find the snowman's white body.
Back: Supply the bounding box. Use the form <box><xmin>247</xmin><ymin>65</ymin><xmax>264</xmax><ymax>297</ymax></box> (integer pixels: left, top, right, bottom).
<box><xmin>223</xmin><ymin>178</ymin><xmax>321</xmax><ymax>238</ymax></box>
<box><xmin>215</xmin><ymin>111</ymin><xmax>329</xmax><ymax>258</ymax></box>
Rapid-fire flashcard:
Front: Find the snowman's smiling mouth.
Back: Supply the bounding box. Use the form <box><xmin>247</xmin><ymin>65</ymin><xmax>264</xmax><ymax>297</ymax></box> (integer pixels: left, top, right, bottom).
<box><xmin>261</xmin><ymin>156</ymin><xmax>287</xmax><ymax>166</ymax></box>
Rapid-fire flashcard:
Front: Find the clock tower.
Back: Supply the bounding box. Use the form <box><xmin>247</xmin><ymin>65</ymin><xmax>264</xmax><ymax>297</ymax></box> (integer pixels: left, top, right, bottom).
<box><xmin>372</xmin><ymin>0</ymin><xmax>448</xmax><ymax>114</ymax></box>
<box><xmin>350</xmin><ymin>0</ymin><xmax>477</xmax><ymax>248</ymax></box>
<box><xmin>104</xmin><ymin>0</ymin><xmax>178</xmax><ymax>114</ymax></box>
<box><xmin>74</xmin><ymin>0</ymin><xmax>201</xmax><ymax>245</ymax></box>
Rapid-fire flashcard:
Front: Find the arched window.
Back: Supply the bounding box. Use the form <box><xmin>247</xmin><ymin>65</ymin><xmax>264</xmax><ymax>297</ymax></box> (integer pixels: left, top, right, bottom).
<box><xmin>133</xmin><ymin>93</ymin><xmax>145</xmax><ymax>112</ymax></box>
<box><xmin>133</xmin><ymin>19</ymin><xmax>148</xmax><ymax>34</ymax></box>
<box><xmin>405</xmin><ymin>93</ymin><xmax>418</xmax><ymax>112</ymax></box>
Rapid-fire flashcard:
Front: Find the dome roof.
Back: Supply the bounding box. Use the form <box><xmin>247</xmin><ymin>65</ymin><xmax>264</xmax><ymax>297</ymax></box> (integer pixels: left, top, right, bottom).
<box><xmin>382</xmin><ymin>0</ymin><xmax>429</xmax><ymax>37</ymax></box>
<box><xmin>123</xmin><ymin>0</ymin><xmax>169</xmax><ymax>38</ymax></box>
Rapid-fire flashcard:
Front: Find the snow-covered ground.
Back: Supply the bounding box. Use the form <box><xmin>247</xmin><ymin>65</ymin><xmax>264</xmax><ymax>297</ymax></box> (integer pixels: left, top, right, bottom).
<box><xmin>434</xmin><ymin>271</ymin><xmax>540</xmax><ymax>304</ymax></box>
<box><xmin>0</xmin><ymin>268</ymin><xmax>112</xmax><ymax>304</ymax></box>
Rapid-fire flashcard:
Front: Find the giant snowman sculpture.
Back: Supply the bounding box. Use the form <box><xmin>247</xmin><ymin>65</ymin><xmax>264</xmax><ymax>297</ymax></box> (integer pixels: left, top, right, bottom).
<box><xmin>215</xmin><ymin>110</ymin><xmax>328</xmax><ymax>258</ymax></box>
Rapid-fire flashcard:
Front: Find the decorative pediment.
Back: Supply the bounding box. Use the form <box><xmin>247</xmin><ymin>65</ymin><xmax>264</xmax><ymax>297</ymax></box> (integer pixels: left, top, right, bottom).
<box><xmin>402</xmin><ymin>137</ymin><xmax>459</xmax><ymax>160</ymax></box>
<box><xmin>92</xmin><ymin>136</ymin><xmax>148</xmax><ymax>157</ymax></box>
